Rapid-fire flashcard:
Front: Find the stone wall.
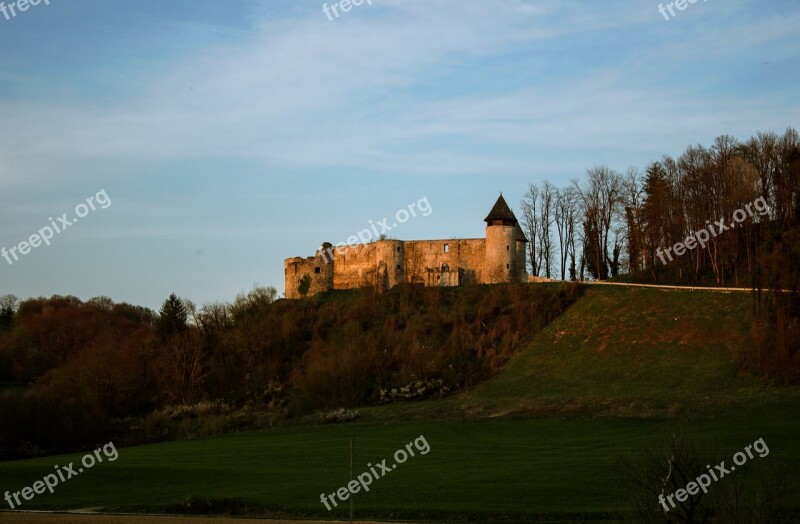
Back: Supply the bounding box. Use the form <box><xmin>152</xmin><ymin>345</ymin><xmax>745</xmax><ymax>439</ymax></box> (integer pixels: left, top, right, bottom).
<box><xmin>284</xmin><ymin>243</ymin><xmax>334</xmax><ymax>299</ymax></box>
<box><xmin>404</xmin><ymin>239</ymin><xmax>485</xmax><ymax>285</ymax></box>
<box><xmin>332</xmin><ymin>242</ymin><xmax>382</xmax><ymax>290</ymax></box>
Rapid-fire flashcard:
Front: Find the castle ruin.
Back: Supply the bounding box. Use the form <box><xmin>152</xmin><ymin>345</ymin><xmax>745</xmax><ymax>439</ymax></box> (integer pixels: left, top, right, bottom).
<box><xmin>284</xmin><ymin>195</ymin><xmax>529</xmax><ymax>298</ymax></box>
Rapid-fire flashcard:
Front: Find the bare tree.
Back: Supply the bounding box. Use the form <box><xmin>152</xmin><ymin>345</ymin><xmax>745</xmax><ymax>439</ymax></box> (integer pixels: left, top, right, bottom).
<box><xmin>621</xmin><ymin>433</ymin><xmax>788</xmax><ymax>523</ymax></box>
<box><xmin>775</xmin><ymin>128</ymin><xmax>800</xmax><ymax>227</ymax></box>
<box><xmin>520</xmin><ymin>183</ymin><xmax>540</xmax><ymax>276</ymax></box>
<box><xmin>619</xmin><ymin>434</ymin><xmax>711</xmax><ymax>523</ymax></box>
<box><xmin>573</xmin><ymin>167</ymin><xmax>624</xmax><ymax>280</ymax></box>
<box><xmin>554</xmin><ymin>187</ymin><xmax>577</xmax><ymax>280</ymax></box>
<box><xmin>537</xmin><ymin>182</ymin><xmax>556</xmax><ymax>279</ymax></box>
<box><xmin>159</xmin><ymin>332</ymin><xmax>208</xmax><ymax>405</ymax></box>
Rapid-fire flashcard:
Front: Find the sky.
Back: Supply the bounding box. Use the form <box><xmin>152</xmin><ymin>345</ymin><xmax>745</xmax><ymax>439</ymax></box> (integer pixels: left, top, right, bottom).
<box><xmin>0</xmin><ymin>0</ymin><xmax>798</xmax><ymax>310</ymax></box>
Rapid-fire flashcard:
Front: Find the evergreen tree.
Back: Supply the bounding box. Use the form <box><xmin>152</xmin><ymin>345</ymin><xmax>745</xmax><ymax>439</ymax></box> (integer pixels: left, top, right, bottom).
<box><xmin>157</xmin><ymin>293</ymin><xmax>187</xmax><ymax>339</ymax></box>
<box><xmin>642</xmin><ymin>162</ymin><xmax>672</xmax><ymax>273</ymax></box>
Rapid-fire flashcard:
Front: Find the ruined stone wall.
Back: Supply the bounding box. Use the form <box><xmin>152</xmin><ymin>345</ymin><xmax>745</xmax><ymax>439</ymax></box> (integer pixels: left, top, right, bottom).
<box><xmin>404</xmin><ymin>239</ymin><xmax>486</xmax><ymax>285</ymax></box>
<box><xmin>284</xmin><ymin>243</ymin><xmax>334</xmax><ymax>299</ymax></box>
<box><xmin>299</xmin><ymin>238</ymin><xmax>489</xmax><ymax>292</ymax></box>
<box><xmin>284</xmin><ymin>258</ymin><xmax>307</xmax><ymax>299</ymax></box>
<box><xmin>332</xmin><ymin>242</ymin><xmax>381</xmax><ymax>290</ymax></box>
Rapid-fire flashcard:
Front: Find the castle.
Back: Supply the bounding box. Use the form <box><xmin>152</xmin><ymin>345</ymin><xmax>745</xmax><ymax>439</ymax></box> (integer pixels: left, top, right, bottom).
<box><xmin>284</xmin><ymin>195</ymin><xmax>529</xmax><ymax>298</ymax></box>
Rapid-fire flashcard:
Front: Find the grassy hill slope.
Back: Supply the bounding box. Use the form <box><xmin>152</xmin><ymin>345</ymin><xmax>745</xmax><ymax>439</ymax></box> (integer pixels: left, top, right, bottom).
<box><xmin>361</xmin><ymin>285</ymin><xmax>785</xmax><ymax>422</ymax></box>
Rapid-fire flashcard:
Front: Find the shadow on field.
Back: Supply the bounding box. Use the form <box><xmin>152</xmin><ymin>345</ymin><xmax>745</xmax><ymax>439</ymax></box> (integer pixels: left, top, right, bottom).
<box><xmin>0</xmin><ymin>512</ymin><xmax>397</xmax><ymax>524</ymax></box>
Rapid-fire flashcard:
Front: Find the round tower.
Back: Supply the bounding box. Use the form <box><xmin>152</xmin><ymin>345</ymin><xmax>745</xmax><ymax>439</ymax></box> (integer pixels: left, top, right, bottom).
<box><xmin>484</xmin><ymin>194</ymin><xmax>519</xmax><ymax>284</ymax></box>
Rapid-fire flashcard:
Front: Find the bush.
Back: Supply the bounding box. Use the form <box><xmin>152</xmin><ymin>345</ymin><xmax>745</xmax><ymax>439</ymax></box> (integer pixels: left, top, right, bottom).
<box><xmin>380</xmin><ymin>378</ymin><xmax>450</xmax><ymax>403</ymax></box>
<box><xmin>312</xmin><ymin>407</ymin><xmax>361</xmax><ymax>425</ymax></box>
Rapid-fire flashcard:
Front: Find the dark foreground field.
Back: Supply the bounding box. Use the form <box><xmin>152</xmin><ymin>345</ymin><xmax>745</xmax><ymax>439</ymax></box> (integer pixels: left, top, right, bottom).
<box><xmin>1</xmin><ymin>287</ymin><xmax>798</xmax><ymax>522</ymax></box>
<box><xmin>1</xmin><ymin>405</ymin><xmax>798</xmax><ymax>522</ymax></box>
<box><xmin>0</xmin><ymin>514</ymin><xmax>380</xmax><ymax>524</ymax></box>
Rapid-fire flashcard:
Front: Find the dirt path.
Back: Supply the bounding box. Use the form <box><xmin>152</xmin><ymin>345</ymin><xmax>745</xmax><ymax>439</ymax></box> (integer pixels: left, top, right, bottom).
<box><xmin>580</xmin><ymin>280</ymin><xmax>762</xmax><ymax>292</ymax></box>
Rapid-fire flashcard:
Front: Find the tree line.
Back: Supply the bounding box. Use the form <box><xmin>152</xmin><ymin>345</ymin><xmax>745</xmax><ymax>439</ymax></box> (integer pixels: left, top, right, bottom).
<box><xmin>520</xmin><ymin>128</ymin><xmax>800</xmax><ymax>286</ymax></box>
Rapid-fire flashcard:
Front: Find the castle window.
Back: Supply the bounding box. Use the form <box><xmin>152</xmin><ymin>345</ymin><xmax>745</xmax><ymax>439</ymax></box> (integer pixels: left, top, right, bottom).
<box><xmin>507</xmin><ymin>264</ymin><xmax>510</xmax><ymax>269</ymax></box>
<box><xmin>397</xmin><ymin>265</ymin><xmax>402</xmax><ymax>270</ymax></box>
<box><xmin>397</xmin><ymin>247</ymin><xmax>401</xmax><ymax>252</ymax></box>
<box><xmin>507</xmin><ymin>245</ymin><xmax>510</xmax><ymax>251</ymax></box>
<box><xmin>442</xmin><ymin>263</ymin><xmax>449</xmax><ymax>272</ymax></box>
<box><xmin>444</xmin><ymin>244</ymin><xmax>449</xmax><ymax>253</ymax></box>
<box><xmin>315</xmin><ymin>267</ymin><xmax>321</xmax><ymax>274</ymax></box>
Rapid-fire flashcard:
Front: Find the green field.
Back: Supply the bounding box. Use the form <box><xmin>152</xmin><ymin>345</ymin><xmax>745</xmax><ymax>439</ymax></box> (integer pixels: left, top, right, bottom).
<box><xmin>1</xmin><ymin>286</ymin><xmax>798</xmax><ymax>522</ymax></box>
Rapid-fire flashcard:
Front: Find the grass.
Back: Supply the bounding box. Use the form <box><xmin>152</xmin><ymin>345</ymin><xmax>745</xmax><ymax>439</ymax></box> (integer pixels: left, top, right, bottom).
<box><xmin>1</xmin><ymin>409</ymin><xmax>798</xmax><ymax>521</ymax></box>
<box><xmin>1</xmin><ymin>286</ymin><xmax>798</xmax><ymax>522</ymax></box>
<box><xmin>462</xmin><ymin>285</ymin><xmax>770</xmax><ymax>416</ymax></box>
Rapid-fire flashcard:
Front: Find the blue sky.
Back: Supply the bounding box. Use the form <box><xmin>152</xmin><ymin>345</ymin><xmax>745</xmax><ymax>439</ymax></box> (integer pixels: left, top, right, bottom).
<box><xmin>1</xmin><ymin>0</ymin><xmax>798</xmax><ymax>309</ymax></box>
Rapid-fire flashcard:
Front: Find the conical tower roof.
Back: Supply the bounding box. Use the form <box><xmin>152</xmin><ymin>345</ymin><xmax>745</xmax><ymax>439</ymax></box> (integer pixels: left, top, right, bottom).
<box><xmin>515</xmin><ymin>224</ymin><xmax>529</xmax><ymax>243</ymax></box>
<box><xmin>484</xmin><ymin>194</ymin><xmax>519</xmax><ymax>224</ymax></box>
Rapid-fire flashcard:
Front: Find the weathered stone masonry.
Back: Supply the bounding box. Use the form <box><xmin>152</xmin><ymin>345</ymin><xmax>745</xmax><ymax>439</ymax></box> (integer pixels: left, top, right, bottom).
<box><xmin>284</xmin><ymin>195</ymin><xmax>528</xmax><ymax>298</ymax></box>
